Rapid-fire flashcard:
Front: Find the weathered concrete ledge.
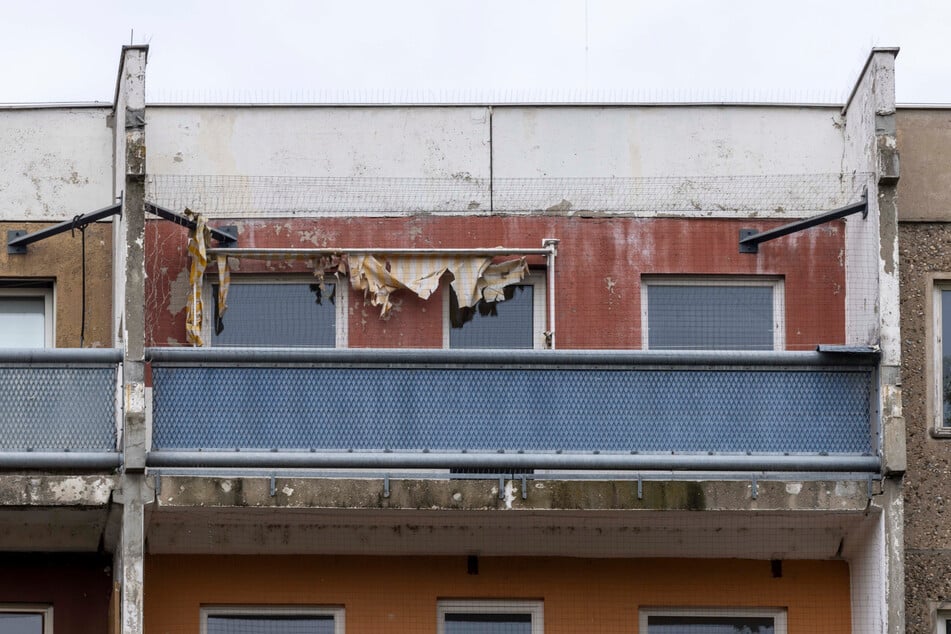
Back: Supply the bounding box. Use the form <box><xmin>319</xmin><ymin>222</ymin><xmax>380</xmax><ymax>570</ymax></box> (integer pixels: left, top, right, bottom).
<box><xmin>0</xmin><ymin>475</ymin><xmax>116</xmax><ymax>506</ymax></box>
<box><xmin>155</xmin><ymin>476</ymin><xmax>873</xmax><ymax>513</ymax></box>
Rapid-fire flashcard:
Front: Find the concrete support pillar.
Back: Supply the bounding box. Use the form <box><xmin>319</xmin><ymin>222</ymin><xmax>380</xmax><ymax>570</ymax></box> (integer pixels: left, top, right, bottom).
<box><xmin>842</xmin><ymin>47</ymin><xmax>904</xmax><ymax>634</ymax></box>
<box><xmin>115</xmin><ymin>475</ymin><xmax>147</xmax><ymax>634</ymax></box>
<box><xmin>112</xmin><ymin>44</ymin><xmax>149</xmax><ymax>634</ymax></box>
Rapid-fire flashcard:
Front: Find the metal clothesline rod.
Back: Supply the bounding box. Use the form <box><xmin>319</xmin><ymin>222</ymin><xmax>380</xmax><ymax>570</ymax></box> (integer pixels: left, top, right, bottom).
<box><xmin>7</xmin><ymin>202</ymin><xmax>122</xmax><ymax>254</ymax></box>
<box><xmin>145</xmin><ymin>202</ymin><xmax>238</xmax><ymax>244</ymax></box>
<box><xmin>207</xmin><ymin>246</ymin><xmax>553</xmax><ymax>257</ymax></box>
<box><xmin>738</xmin><ymin>192</ymin><xmax>867</xmax><ymax>253</ymax></box>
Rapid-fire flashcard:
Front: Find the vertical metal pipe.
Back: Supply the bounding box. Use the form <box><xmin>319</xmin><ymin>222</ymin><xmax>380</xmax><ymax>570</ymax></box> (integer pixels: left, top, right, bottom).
<box><xmin>543</xmin><ymin>239</ymin><xmax>559</xmax><ymax>349</ymax></box>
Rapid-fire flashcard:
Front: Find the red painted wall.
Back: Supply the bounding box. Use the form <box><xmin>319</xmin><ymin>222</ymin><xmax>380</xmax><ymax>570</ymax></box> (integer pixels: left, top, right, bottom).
<box><xmin>145</xmin><ymin>216</ymin><xmax>845</xmax><ymax>350</ymax></box>
<box><xmin>0</xmin><ymin>553</ymin><xmax>112</xmax><ymax>634</ymax></box>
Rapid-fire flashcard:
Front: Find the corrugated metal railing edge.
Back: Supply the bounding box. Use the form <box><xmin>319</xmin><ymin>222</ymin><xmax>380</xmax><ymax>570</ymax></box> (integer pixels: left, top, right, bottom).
<box><xmin>146</xmin><ymin>451</ymin><xmax>880</xmax><ymax>473</ymax></box>
<box><xmin>0</xmin><ymin>349</ymin><xmax>123</xmax><ymax>364</ymax></box>
<box><xmin>146</xmin><ymin>347</ymin><xmax>880</xmax><ymax>367</ymax></box>
<box><xmin>0</xmin><ymin>452</ymin><xmax>122</xmax><ymax>469</ymax></box>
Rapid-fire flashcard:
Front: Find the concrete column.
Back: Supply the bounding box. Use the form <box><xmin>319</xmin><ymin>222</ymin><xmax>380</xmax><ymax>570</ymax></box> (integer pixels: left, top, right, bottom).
<box><xmin>842</xmin><ymin>47</ymin><xmax>904</xmax><ymax>634</ymax></box>
<box><xmin>114</xmin><ymin>475</ymin><xmax>147</xmax><ymax>634</ymax></box>
<box><xmin>112</xmin><ymin>44</ymin><xmax>149</xmax><ymax>634</ymax></box>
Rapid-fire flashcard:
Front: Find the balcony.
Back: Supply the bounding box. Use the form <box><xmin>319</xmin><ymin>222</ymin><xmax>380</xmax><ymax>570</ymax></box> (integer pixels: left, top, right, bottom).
<box><xmin>0</xmin><ymin>349</ymin><xmax>121</xmax><ymax>469</ymax></box>
<box><xmin>147</xmin><ymin>348</ymin><xmax>879</xmax><ymax>473</ymax></box>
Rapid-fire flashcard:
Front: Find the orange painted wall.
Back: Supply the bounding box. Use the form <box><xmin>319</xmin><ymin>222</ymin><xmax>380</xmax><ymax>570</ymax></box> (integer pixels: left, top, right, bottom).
<box><xmin>146</xmin><ymin>216</ymin><xmax>846</xmax><ymax>350</ymax></box>
<box><xmin>145</xmin><ymin>555</ymin><xmax>851</xmax><ymax>634</ymax></box>
<box><xmin>1</xmin><ymin>221</ymin><xmax>113</xmax><ymax>348</ymax></box>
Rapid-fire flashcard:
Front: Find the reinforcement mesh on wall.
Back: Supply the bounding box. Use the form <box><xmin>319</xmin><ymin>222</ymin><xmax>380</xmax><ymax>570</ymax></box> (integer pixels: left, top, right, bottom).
<box><xmin>146</xmin><ymin>173</ymin><xmax>868</xmax><ymax>217</ymax></box>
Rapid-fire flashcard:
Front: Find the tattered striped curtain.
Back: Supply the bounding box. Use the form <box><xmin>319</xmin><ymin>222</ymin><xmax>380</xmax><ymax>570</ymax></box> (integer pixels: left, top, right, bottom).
<box><xmin>184</xmin><ymin>215</ymin><xmax>529</xmax><ymax>345</ymax></box>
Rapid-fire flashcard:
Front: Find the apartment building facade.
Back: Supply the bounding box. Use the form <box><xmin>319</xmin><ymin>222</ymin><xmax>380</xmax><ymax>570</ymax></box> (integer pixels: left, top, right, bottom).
<box><xmin>0</xmin><ymin>46</ymin><xmax>904</xmax><ymax>634</ymax></box>
<box><xmin>898</xmin><ymin>106</ymin><xmax>951</xmax><ymax>634</ymax></box>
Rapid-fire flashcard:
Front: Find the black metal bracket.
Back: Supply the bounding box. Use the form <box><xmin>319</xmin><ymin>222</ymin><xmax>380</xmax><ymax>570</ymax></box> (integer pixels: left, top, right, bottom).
<box><xmin>7</xmin><ymin>203</ymin><xmax>123</xmax><ymax>254</ymax></box>
<box><xmin>739</xmin><ymin>191</ymin><xmax>868</xmax><ymax>254</ymax></box>
<box><xmin>145</xmin><ymin>202</ymin><xmax>238</xmax><ymax>247</ymax></box>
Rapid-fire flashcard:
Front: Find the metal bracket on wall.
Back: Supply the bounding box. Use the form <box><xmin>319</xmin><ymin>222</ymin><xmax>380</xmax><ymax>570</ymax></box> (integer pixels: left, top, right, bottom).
<box><xmin>520</xmin><ymin>474</ymin><xmax>528</xmax><ymax>500</ymax></box>
<box><xmin>6</xmin><ymin>202</ymin><xmax>122</xmax><ymax>254</ymax></box>
<box><xmin>739</xmin><ymin>190</ymin><xmax>868</xmax><ymax>254</ymax></box>
<box><xmin>145</xmin><ymin>202</ymin><xmax>238</xmax><ymax>247</ymax></box>
<box><xmin>751</xmin><ymin>476</ymin><xmax>759</xmax><ymax>500</ymax></box>
<box><xmin>383</xmin><ymin>474</ymin><xmax>390</xmax><ymax>498</ymax></box>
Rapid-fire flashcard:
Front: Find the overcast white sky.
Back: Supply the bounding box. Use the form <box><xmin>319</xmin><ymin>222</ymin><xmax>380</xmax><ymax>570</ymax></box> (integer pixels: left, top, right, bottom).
<box><xmin>1</xmin><ymin>0</ymin><xmax>948</xmax><ymax>104</ymax></box>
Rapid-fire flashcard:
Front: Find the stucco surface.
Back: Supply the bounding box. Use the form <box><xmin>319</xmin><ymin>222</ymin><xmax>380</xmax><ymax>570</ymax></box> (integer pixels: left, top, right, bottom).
<box><xmin>898</xmin><ymin>110</ymin><xmax>951</xmax><ymax>222</ymax></box>
<box><xmin>900</xmin><ymin>222</ymin><xmax>951</xmax><ymax>633</ymax></box>
<box><xmin>906</xmin><ymin>550</ymin><xmax>951</xmax><ymax>634</ymax></box>
<box><xmin>0</xmin><ymin>108</ymin><xmax>113</xmax><ymax>221</ymax></box>
<box><xmin>899</xmin><ymin>222</ymin><xmax>951</xmax><ymax>548</ymax></box>
<box><xmin>0</xmin><ymin>221</ymin><xmax>112</xmax><ymax>347</ymax></box>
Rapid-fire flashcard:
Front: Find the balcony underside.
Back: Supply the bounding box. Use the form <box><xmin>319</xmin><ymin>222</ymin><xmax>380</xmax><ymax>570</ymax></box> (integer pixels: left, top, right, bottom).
<box><xmin>147</xmin><ymin>475</ymin><xmax>876</xmax><ymax>558</ymax></box>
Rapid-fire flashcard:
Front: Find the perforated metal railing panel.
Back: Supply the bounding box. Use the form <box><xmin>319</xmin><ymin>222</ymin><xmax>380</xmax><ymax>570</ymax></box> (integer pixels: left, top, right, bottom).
<box><xmin>151</xmin><ymin>353</ymin><xmax>875</xmax><ymax>459</ymax></box>
<box><xmin>0</xmin><ymin>365</ymin><xmax>117</xmax><ymax>451</ymax></box>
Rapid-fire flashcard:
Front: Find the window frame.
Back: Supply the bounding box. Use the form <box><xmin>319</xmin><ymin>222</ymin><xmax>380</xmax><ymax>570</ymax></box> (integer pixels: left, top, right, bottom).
<box><xmin>638</xmin><ymin>606</ymin><xmax>787</xmax><ymax>634</ymax></box>
<box><xmin>203</xmin><ymin>274</ymin><xmax>348</xmax><ymax>348</ymax></box>
<box><xmin>437</xmin><ymin>600</ymin><xmax>544</xmax><ymax>634</ymax></box>
<box><xmin>0</xmin><ymin>285</ymin><xmax>54</xmax><ymax>348</ymax></box>
<box><xmin>0</xmin><ymin>604</ymin><xmax>54</xmax><ymax>634</ymax></box>
<box><xmin>935</xmin><ymin>604</ymin><xmax>951</xmax><ymax>633</ymax></box>
<box><xmin>640</xmin><ymin>275</ymin><xmax>785</xmax><ymax>351</ymax></box>
<box><xmin>442</xmin><ymin>272</ymin><xmax>548</xmax><ymax>350</ymax></box>
<box><xmin>200</xmin><ymin>605</ymin><xmax>345</xmax><ymax>634</ymax></box>
<box><xmin>932</xmin><ymin>279</ymin><xmax>951</xmax><ymax>436</ymax></box>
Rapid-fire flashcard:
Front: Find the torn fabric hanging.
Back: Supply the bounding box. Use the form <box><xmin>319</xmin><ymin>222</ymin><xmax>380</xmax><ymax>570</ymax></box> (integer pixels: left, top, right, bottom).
<box><xmin>184</xmin><ymin>209</ymin><xmax>211</xmax><ymax>346</ymax></box>
<box><xmin>349</xmin><ymin>254</ymin><xmax>529</xmax><ymax>316</ymax></box>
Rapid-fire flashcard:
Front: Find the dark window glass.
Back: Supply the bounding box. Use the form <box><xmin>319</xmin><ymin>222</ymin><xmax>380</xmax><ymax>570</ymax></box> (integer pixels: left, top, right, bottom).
<box><xmin>943</xmin><ymin>290</ymin><xmax>951</xmax><ymax>427</ymax></box>
<box><xmin>212</xmin><ymin>283</ymin><xmax>336</xmax><ymax>347</ymax></box>
<box><xmin>444</xmin><ymin>612</ymin><xmax>533</xmax><ymax>634</ymax></box>
<box><xmin>207</xmin><ymin>614</ymin><xmax>335</xmax><ymax>634</ymax></box>
<box><xmin>647</xmin><ymin>615</ymin><xmax>775</xmax><ymax>634</ymax></box>
<box><xmin>0</xmin><ymin>613</ymin><xmax>44</xmax><ymax>634</ymax></box>
<box><xmin>648</xmin><ymin>284</ymin><xmax>774</xmax><ymax>351</ymax></box>
<box><xmin>449</xmin><ymin>285</ymin><xmax>534</xmax><ymax>349</ymax></box>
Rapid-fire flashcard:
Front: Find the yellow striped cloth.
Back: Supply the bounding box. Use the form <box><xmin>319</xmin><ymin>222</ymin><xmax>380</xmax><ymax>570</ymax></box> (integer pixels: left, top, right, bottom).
<box><xmin>184</xmin><ymin>209</ymin><xmax>210</xmax><ymax>347</ymax></box>
<box><xmin>350</xmin><ymin>254</ymin><xmax>528</xmax><ymax>316</ymax></box>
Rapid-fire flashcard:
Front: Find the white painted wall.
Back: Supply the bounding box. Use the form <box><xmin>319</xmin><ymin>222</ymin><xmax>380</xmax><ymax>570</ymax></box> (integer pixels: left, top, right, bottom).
<box><xmin>147</xmin><ymin>106</ymin><xmax>490</xmax><ymax>178</ymax></box>
<box><xmin>146</xmin><ymin>106</ymin><xmax>491</xmax><ymax>215</ymax></box>
<box><xmin>492</xmin><ymin>106</ymin><xmax>845</xmax><ymax>178</ymax></box>
<box><xmin>0</xmin><ymin>107</ymin><xmax>113</xmax><ymax>220</ymax></box>
<box><xmin>144</xmin><ymin>104</ymin><xmax>858</xmax><ymax>218</ymax></box>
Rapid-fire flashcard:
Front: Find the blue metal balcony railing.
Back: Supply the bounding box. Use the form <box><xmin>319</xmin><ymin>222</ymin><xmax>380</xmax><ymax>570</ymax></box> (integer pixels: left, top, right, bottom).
<box><xmin>0</xmin><ymin>349</ymin><xmax>121</xmax><ymax>469</ymax></box>
<box><xmin>148</xmin><ymin>348</ymin><xmax>880</xmax><ymax>472</ymax></box>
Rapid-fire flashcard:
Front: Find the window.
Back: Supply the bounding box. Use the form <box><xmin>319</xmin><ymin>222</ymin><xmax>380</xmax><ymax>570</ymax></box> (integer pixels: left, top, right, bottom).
<box><xmin>201</xmin><ymin>607</ymin><xmax>344</xmax><ymax>634</ymax></box>
<box><xmin>938</xmin><ymin>609</ymin><xmax>951</xmax><ymax>634</ymax></box>
<box><xmin>208</xmin><ymin>277</ymin><xmax>346</xmax><ymax>348</ymax></box>
<box><xmin>935</xmin><ymin>284</ymin><xmax>951</xmax><ymax>431</ymax></box>
<box><xmin>639</xmin><ymin>608</ymin><xmax>786</xmax><ymax>634</ymax></box>
<box><xmin>438</xmin><ymin>600</ymin><xmax>543</xmax><ymax>634</ymax></box>
<box><xmin>641</xmin><ymin>277</ymin><xmax>784</xmax><ymax>351</ymax></box>
<box><xmin>0</xmin><ymin>605</ymin><xmax>53</xmax><ymax>634</ymax></box>
<box><xmin>0</xmin><ymin>285</ymin><xmax>53</xmax><ymax>348</ymax></box>
<box><xmin>445</xmin><ymin>274</ymin><xmax>547</xmax><ymax>349</ymax></box>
